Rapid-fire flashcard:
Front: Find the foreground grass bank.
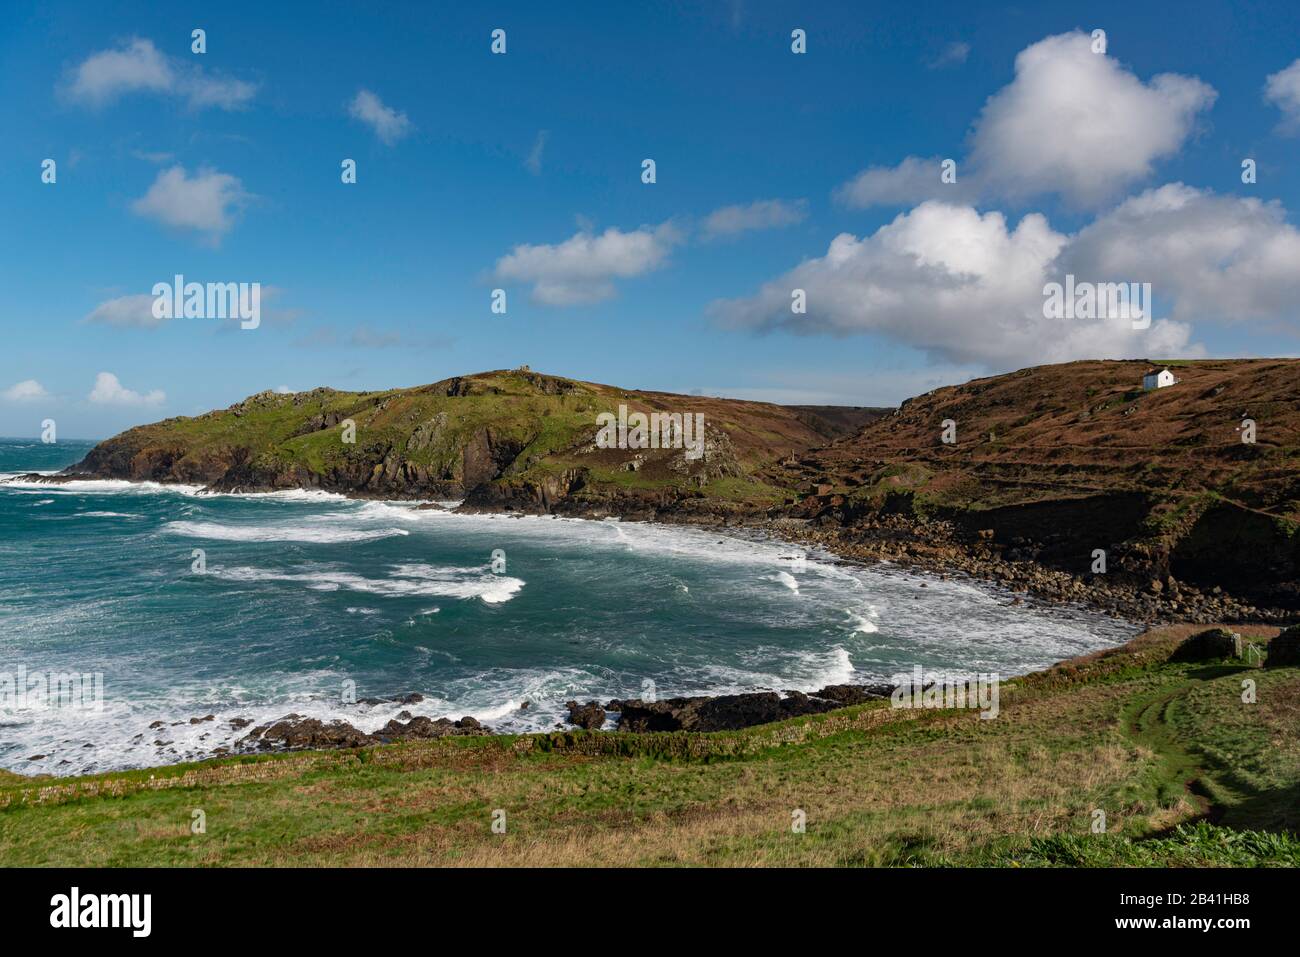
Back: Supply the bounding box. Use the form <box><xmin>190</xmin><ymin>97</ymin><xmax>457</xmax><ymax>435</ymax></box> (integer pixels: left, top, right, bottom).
<box><xmin>2</xmin><ymin>624</ymin><xmax>1298</xmax><ymax>867</ymax></box>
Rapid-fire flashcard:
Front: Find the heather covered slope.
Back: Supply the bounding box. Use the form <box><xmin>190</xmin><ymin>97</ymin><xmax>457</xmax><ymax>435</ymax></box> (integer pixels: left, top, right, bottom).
<box><xmin>776</xmin><ymin>359</ymin><xmax>1300</xmax><ymax>605</ymax></box>
<box><xmin>792</xmin><ymin>358</ymin><xmax>1300</xmax><ymax>514</ymax></box>
<box><xmin>63</xmin><ymin>368</ymin><xmax>842</xmax><ymax>508</ymax></box>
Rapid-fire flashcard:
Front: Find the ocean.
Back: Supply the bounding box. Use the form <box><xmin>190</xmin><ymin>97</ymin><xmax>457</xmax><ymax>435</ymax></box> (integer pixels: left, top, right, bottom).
<box><xmin>0</xmin><ymin>437</ymin><xmax>1137</xmax><ymax>775</ymax></box>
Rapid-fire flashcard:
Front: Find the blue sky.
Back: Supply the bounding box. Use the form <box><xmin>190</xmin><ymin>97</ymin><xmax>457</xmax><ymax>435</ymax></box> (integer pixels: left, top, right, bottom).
<box><xmin>2</xmin><ymin>0</ymin><xmax>1298</xmax><ymax>438</ymax></box>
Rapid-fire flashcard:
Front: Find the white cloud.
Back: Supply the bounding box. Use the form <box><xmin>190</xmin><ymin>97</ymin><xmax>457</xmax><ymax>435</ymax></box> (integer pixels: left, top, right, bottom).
<box><xmin>835</xmin><ymin>156</ymin><xmax>975</xmax><ymax>208</ymax></box>
<box><xmin>184</xmin><ymin>73</ymin><xmax>258</xmax><ymax>111</ymax></box>
<box><xmin>493</xmin><ymin>223</ymin><xmax>683</xmax><ymax>305</ymax></box>
<box><xmin>84</xmin><ymin>293</ymin><xmax>164</xmax><ymax>328</ymax></box>
<box><xmin>702</xmin><ymin>199</ymin><xmax>808</xmax><ymax>240</ymax></box>
<box><xmin>88</xmin><ymin>372</ymin><xmax>165</xmax><ymax>407</ymax></box>
<box><xmin>2</xmin><ymin>380</ymin><xmax>51</xmax><ymax>403</ymax></box>
<box><xmin>64</xmin><ymin>38</ymin><xmax>255</xmax><ymax>110</ymax></box>
<box><xmin>131</xmin><ymin>165</ymin><xmax>248</xmax><ymax>241</ymax></box>
<box><xmin>67</xmin><ymin>38</ymin><xmax>171</xmax><ymax>104</ymax></box>
<box><xmin>348</xmin><ymin>90</ymin><xmax>413</xmax><ymax>145</ymax></box>
<box><xmin>838</xmin><ymin>31</ymin><xmax>1216</xmax><ymax>209</ymax></box>
<box><xmin>708</xmin><ymin>185</ymin><xmax>1300</xmax><ymax>369</ymax></box>
<box><xmin>928</xmin><ymin>41</ymin><xmax>970</xmax><ymax>69</ymax></box>
<box><xmin>1062</xmin><ymin>184</ymin><xmax>1300</xmax><ymax>328</ymax></box>
<box><xmin>1265</xmin><ymin>59</ymin><xmax>1300</xmax><ymax>135</ymax></box>
<box><xmin>525</xmin><ymin>130</ymin><xmax>548</xmax><ymax>175</ymax></box>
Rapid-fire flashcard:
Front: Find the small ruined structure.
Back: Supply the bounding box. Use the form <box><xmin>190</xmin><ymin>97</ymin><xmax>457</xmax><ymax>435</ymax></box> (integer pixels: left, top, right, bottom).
<box><xmin>1265</xmin><ymin>625</ymin><xmax>1300</xmax><ymax>668</ymax></box>
<box><xmin>1169</xmin><ymin>628</ymin><xmax>1242</xmax><ymax>662</ymax></box>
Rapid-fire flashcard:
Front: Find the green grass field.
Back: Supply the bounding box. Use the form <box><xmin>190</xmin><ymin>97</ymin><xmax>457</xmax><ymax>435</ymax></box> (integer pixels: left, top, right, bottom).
<box><xmin>2</xmin><ymin>624</ymin><xmax>1297</xmax><ymax>867</ymax></box>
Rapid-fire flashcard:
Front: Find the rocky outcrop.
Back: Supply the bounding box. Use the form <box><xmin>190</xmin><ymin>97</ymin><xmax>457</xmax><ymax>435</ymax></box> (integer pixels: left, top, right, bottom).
<box><xmin>564</xmin><ymin>700</ymin><xmax>606</xmax><ymax>730</ymax></box>
<box><xmin>608</xmin><ymin>684</ymin><xmax>893</xmax><ymax>733</ymax></box>
<box><xmin>235</xmin><ymin>713</ymin><xmax>488</xmax><ymax>752</ymax></box>
<box><xmin>460</xmin><ymin>468</ymin><xmax>589</xmax><ymax>513</ymax></box>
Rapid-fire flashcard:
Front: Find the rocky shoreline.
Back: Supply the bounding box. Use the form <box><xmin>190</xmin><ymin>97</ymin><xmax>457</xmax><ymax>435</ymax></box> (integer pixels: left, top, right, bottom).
<box><xmin>566</xmin><ymin>683</ymin><xmax>896</xmax><ymax>732</ymax></box>
<box><xmin>21</xmin><ymin>467</ymin><xmax>1284</xmax><ymax>625</ymax></box>
<box><xmin>764</xmin><ymin>517</ymin><xmax>1291</xmax><ymax>626</ymax></box>
<box><xmin>9</xmin><ymin>471</ymin><xmax>1296</xmax><ymax>769</ymax></box>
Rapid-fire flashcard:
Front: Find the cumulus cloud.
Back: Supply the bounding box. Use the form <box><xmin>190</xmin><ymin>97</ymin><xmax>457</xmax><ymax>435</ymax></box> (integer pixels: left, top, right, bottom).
<box><xmin>2</xmin><ymin>380</ymin><xmax>51</xmax><ymax>403</ymax></box>
<box><xmin>87</xmin><ymin>372</ymin><xmax>165</xmax><ymax>407</ymax></box>
<box><xmin>710</xmin><ymin>185</ymin><xmax>1300</xmax><ymax>369</ymax></box>
<box><xmin>492</xmin><ymin>223</ymin><xmax>683</xmax><ymax>305</ymax></box>
<box><xmin>64</xmin><ymin>38</ymin><xmax>255</xmax><ymax>110</ymax></box>
<box><xmin>1265</xmin><ymin>59</ymin><xmax>1300</xmax><ymax>135</ymax></box>
<box><xmin>130</xmin><ymin>165</ymin><xmax>249</xmax><ymax>242</ymax></box>
<box><xmin>348</xmin><ymin>90</ymin><xmax>413</xmax><ymax>145</ymax></box>
<box><xmin>84</xmin><ymin>293</ymin><xmax>163</xmax><ymax>328</ymax></box>
<box><xmin>702</xmin><ymin>199</ymin><xmax>808</xmax><ymax>240</ymax></box>
<box><xmin>838</xmin><ymin>31</ymin><xmax>1216</xmax><ymax>209</ymax></box>
<box><xmin>1062</xmin><ymin>184</ymin><xmax>1300</xmax><ymax>329</ymax></box>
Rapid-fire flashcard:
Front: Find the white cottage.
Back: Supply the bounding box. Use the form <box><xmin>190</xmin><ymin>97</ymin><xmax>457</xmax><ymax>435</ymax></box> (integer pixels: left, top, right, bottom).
<box><xmin>1143</xmin><ymin>368</ymin><xmax>1177</xmax><ymax>390</ymax></box>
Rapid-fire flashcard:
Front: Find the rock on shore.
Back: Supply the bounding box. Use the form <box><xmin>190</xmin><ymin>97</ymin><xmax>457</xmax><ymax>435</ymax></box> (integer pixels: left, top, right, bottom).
<box><xmin>606</xmin><ymin>683</ymin><xmax>895</xmax><ymax>733</ymax></box>
<box><xmin>235</xmin><ymin>713</ymin><xmax>487</xmax><ymax>752</ymax></box>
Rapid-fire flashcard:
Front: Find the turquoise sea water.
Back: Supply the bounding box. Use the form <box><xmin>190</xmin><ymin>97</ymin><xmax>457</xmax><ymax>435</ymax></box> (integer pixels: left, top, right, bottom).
<box><xmin>0</xmin><ymin>438</ymin><xmax>1137</xmax><ymax>775</ymax></box>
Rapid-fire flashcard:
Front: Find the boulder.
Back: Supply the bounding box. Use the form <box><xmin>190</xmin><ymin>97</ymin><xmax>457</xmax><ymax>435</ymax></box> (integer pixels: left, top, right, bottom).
<box><xmin>564</xmin><ymin>700</ymin><xmax>606</xmax><ymax>730</ymax></box>
<box><xmin>810</xmin><ymin>683</ymin><xmax>895</xmax><ymax>706</ymax></box>
<box><xmin>253</xmin><ymin>718</ymin><xmax>374</xmax><ymax>750</ymax></box>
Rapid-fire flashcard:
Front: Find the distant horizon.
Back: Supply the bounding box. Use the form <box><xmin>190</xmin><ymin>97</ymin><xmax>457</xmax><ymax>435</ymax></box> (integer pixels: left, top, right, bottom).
<box><xmin>6</xmin><ymin>352</ymin><xmax>1299</xmax><ymax>444</ymax></box>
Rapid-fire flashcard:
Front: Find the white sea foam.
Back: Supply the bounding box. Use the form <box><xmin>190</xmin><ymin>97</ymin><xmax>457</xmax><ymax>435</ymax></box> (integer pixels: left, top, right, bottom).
<box><xmin>4</xmin><ymin>665</ymin><xmax>594</xmax><ymax>775</ymax></box>
<box><xmin>807</xmin><ymin>646</ymin><xmax>856</xmax><ymax>687</ymax></box>
<box><xmin>847</xmin><ymin>610</ymin><xmax>879</xmax><ymax>634</ymax></box>
<box><xmin>166</xmin><ymin>520</ymin><xmax>410</xmax><ymax>543</ymax></box>
<box><xmin>775</xmin><ymin>570</ymin><xmax>800</xmax><ymax>594</ymax></box>
<box><xmin>1</xmin><ymin>476</ymin><xmax>354</xmax><ymax>503</ymax></box>
<box><xmin>3</xmin><ymin>477</ymin><xmax>207</xmax><ymax>496</ymax></box>
<box><xmin>214</xmin><ymin>563</ymin><xmax>524</xmax><ymax>603</ymax></box>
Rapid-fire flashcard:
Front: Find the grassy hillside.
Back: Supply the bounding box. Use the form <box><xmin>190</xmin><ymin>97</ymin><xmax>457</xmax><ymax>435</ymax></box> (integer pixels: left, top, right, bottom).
<box><xmin>63</xmin><ymin>367</ymin><xmax>845</xmax><ymax>510</ymax></box>
<box><xmin>3</xmin><ymin>624</ymin><xmax>1296</xmax><ymax>867</ymax></box>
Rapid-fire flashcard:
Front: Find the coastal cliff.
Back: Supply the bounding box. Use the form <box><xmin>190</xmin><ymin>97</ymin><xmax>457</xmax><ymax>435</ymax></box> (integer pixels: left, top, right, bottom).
<box><xmin>41</xmin><ymin>358</ymin><xmax>1300</xmax><ymax>613</ymax></box>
